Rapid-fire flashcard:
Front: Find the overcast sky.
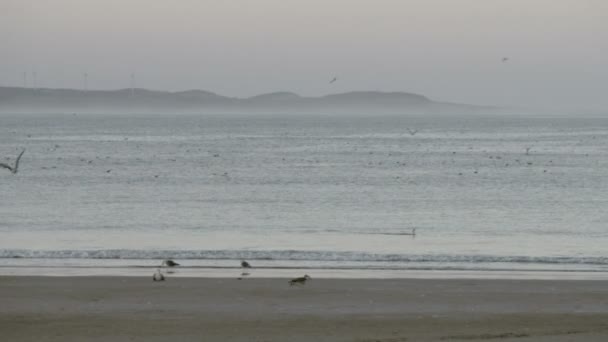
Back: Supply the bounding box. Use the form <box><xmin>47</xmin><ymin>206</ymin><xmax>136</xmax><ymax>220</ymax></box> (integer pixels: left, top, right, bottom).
<box><xmin>1</xmin><ymin>0</ymin><xmax>607</xmax><ymax>110</ymax></box>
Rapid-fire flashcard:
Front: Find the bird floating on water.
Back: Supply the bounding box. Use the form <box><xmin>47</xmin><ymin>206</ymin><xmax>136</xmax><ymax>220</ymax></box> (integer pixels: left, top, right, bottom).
<box><xmin>153</xmin><ymin>268</ymin><xmax>165</xmax><ymax>281</ymax></box>
<box><xmin>289</xmin><ymin>274</ymin><xmax>311</xmax><ymax>286</ymax></box>
<box><xmin>0</xmin><ymin>149</ymin><xmax>25</xmax><ymax>174</ymax></box>
<box><xmin>371</xmin><ymin>228</ymin><xmax>416</xmax><ymax>236</ymax></box>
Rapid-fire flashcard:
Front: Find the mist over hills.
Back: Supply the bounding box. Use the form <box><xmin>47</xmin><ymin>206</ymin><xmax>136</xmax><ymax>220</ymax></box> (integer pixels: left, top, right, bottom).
<box><xmin>0</xmin><ymin>86</ymin><xmax>490</xmax><ymax>114</ymax></box>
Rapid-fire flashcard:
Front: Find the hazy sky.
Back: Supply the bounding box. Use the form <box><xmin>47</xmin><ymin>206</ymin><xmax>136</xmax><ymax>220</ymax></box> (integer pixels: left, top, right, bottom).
<box><xmin>2</xmin><ymin>0</ymin><xmax>607</xmax><ymax>110</ymax></box>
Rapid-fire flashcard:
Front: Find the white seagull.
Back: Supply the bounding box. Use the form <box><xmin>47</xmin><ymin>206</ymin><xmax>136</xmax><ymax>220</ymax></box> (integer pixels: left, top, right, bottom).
<box><xmin>153</xmin><ymin>268</ymin><xmax>165</xmax><ymax>281</ymax></box>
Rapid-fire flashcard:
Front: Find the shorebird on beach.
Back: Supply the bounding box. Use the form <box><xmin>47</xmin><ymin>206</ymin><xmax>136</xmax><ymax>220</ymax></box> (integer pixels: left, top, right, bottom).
<box><xmin>162</xmin><ymin>259</ymin><xmax>180</xmax><ymax>267</ymax></box>
<box><xmin>238</xmin><ymin>260</ymin><xmax>252</xmax><ymax>278</ymax></box>
<box><xmin>289</xmin><ymin>274</ymin><xmax>311</xmax><ymax>286</ymax></box>
<box><xmin>153</xmin><ymin>268</ymin><xmax>165</xmax><ymax>281</ymax></box>
<box><xmin>0</xmin><ymin>149</ymin><xmax>25</xmax><ymax>174</ymax></box>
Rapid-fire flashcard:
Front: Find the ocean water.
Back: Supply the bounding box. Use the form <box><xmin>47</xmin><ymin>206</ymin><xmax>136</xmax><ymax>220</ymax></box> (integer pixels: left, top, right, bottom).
<box><xmin>1</xmin><ymin>113</ymin><xmax>607</xmax><ymax>278</ymax></box>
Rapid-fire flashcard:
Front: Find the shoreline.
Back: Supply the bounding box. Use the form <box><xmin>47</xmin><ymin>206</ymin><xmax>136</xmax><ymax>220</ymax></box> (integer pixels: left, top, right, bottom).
<box><xmin>0</xmin><ymin>264</ymin><xmax>608</xmax><ymax>281</ymax></box>
<box><xmin>2</xmin><ymin>266</ymin><xmax>608</xmax><ymax>280</ymax></box>
<box><xmin>2</xmin><ymin>276</ymin><xmax>608</xmax><ymax>341</ymax></box>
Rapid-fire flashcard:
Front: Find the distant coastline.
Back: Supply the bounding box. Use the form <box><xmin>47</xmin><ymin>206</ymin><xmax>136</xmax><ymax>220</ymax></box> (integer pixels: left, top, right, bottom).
<box><xmin>0</xmin><ymin>86</ymin><xmax>492</xmax><ymax>114</ymax></box>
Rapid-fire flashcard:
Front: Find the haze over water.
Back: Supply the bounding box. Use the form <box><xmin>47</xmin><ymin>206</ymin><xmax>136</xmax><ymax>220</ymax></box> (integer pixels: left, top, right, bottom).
<box><xmin>1</xmin><ymin>112</ymin><xmax>607</xmax><ymax>277</ymax></box>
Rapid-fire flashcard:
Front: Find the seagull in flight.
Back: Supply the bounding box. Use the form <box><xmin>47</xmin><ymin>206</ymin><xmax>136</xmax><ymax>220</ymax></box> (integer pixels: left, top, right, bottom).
<box><xmin>502</xmin><ymin>57</ymin><xmax>509</xmax><ymax>63</ymax></box>
<box><xmin>0</xmin><ymin>149</ymin><xmax>25</xmax><ymax>174</ymax></box>
<box><xmin>329</xmin><ymin>76</ymin><xmax>338</xmax><ymax>84</ymax></box>
<box><xmin>406</xmin><ymin>128</ymin><xmax>419</xmax><ymax>136</ymax></box>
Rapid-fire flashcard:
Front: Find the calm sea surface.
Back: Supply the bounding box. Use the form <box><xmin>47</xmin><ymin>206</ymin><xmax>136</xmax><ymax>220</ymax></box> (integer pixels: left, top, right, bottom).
<box><xmin>1</xmin><ymin>113</ymin><xmax>607</xmax><ymax>278</ymax></box>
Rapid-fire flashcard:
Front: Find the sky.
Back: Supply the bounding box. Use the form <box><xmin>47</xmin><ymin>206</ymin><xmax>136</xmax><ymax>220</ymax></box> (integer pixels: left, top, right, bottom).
<box><xmin>1</xmin><ymin>0</ymin><xmax>607</xmax><ymax>110</ymax></box>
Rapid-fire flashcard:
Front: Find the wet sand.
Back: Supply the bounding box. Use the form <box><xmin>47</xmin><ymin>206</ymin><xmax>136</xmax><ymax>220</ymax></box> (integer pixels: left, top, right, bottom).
<box><xmin>1</xmin><ymin>276</ymin><xmax>607</xmax><ymax>341</ymax></box>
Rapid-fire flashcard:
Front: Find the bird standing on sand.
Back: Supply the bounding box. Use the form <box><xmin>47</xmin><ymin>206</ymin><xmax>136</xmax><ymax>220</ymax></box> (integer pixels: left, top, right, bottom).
<box><xmin>162</xmin><ymin>259</ymin><xmax>180</xmax><ymax>267</ymax></box>
<box><xmin>153</xmin><ymin>268</ymin><xmax>165</xmax><ymax>281</ymax></box>
<box><xmin>289</xmin><ymin>274</ymin><xmax>311</xmax><ymax>286</ymax></box>
<box><xmin>0</xmin><ymin>149</ymin><xmax>25</xmax><ymax>174</ymax></box>
<box><xmin>239</xmin><ymin>260</ymin><xmax>252</xmax><ymax>277</ymax></box>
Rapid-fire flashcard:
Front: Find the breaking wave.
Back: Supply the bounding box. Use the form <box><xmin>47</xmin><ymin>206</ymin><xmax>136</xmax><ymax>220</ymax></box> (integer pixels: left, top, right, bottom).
<box><xmin>1</xmin><ymin>249</ymin><xmax>607</xmax><ymax>266</ymax></box>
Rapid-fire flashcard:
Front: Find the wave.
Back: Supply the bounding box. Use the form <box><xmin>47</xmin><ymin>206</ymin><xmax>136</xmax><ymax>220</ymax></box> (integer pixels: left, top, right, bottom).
<box><xmin>1</xmin><ymin>249</ymin><xmax>607</xmax><ymax>266</ymax></box>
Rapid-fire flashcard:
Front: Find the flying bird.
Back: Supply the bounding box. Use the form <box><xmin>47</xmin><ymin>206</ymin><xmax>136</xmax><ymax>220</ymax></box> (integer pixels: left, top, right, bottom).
<box><xmin>0</xmin><ymin>149</ymin><xmax>25</xmax><ymax>174</ymax></box>
<box><xmin>329</xmin><ymin>77</ymin><xmax>338</xmax><ymax>84</ymax></box>
<box><xmin>406</xmin><ymin>128</ymin><xmax>419</xmax><ymax>136</ymax></box>
<box><xmin>502</xmin><ymin>57</ymin><xmax>509</xmax><ymax>63</ymax></box>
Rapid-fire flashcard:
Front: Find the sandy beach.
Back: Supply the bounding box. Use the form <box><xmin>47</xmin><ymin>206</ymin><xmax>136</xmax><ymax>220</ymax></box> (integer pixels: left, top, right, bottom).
<box><xmin>1</xmin><ymin>276</ymin><xmax>607</xmax><ymax>341</ymax></box>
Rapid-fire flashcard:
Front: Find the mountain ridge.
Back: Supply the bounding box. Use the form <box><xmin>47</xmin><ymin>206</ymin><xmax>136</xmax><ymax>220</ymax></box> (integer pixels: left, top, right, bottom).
<box><xmin>0</xmin><ymin>86</ymin><xmax>488</xmax><ymax>114</ymax></box>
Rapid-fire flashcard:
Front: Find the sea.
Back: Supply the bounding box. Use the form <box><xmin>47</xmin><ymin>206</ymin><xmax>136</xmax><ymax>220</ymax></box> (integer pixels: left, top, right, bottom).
<box><xmin>1</xmin><ymin>112</ymin><xmax>607</xmax><ymax>279</ymax></box>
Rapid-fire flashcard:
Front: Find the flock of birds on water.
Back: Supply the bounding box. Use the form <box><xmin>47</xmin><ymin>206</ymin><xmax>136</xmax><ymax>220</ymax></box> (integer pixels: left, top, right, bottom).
<box><xmin>0</xmin><ymin>135</ymin><xmax>578</xmax><ymax>181</ymax></box>
<box><xmin>153</xmin><ymin>258</ymin><xmax>311</xmax><ymax>286</ymax></box>
<box><xmin>1</xmin><ymin>67</ymin><xmax>596</xmax><ymax>283</ymax></box>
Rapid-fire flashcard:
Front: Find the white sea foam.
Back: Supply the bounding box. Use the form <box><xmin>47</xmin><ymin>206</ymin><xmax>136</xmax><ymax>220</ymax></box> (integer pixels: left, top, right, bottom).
<box><xmin>1</xmin><ymin>249</ymin><xmax>607</xmax><ymax>266</ymax></box>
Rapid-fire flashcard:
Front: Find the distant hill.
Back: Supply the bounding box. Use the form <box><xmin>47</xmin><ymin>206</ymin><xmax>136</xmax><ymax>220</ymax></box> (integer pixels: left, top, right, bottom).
<box><xmin>0</xmin><ymin>86</ymin><xmax>490</xmax><ymax>114</ymax></box>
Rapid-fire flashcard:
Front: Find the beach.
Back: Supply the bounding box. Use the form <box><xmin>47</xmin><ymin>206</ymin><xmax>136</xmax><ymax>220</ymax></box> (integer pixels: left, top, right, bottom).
<box><xmin>1</xmin><ymin>276</ymin><xmax>607</xmax><ymax>341</ymax></box>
